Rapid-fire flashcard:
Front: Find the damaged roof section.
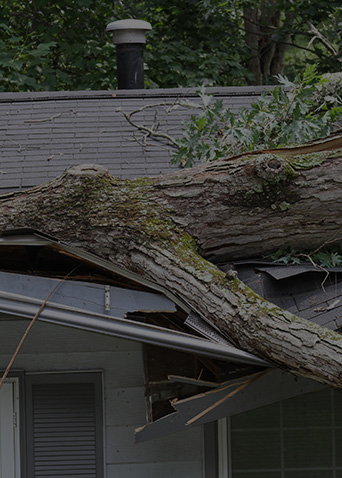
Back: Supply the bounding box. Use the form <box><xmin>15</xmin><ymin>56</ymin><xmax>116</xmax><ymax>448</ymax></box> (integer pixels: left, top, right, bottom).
<box><xmin>0</xmin><ymin>229</ymin><xmax>267</xmax><ymax>367</ymax></box>
<box><xmin>0</xmin><ymin>230</ymin><xmax>271</xmax><ymax>440</ymax></box>
<box><xmin>3</xmin><ymin>231</ymin><xmax>336</xmax><ymax>443</ymax></box>
<box><xmin>141</xmin><ymin>259</ymin><xmax>342</xmax><ymax>440</ymax></box>
<box><xmin>136</xmin><ymin>368</ymin><xmax>324</xmax><ymax>442</ymax></box>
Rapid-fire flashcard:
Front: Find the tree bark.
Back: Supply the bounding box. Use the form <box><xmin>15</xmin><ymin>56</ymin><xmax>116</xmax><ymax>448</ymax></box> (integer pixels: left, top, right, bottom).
<box><xmin>243</xmin><ymin>0</ymin><xmax>294</xmax><ymax>84</ymax></box>
<box><xmin>244</xmin><ymin>6</ymin><xmax>263</xmax><ymax>85</ymax></box>
<box><xmin>1</xmin><ymin>140</ymin><xmax>342</xmax><ymax>388</ymax></box>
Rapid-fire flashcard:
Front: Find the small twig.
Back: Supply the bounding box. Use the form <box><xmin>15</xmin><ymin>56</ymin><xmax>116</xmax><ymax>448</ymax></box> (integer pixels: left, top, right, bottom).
<box><xmin>0</xmin><ymin>267</ymin><xmax>77</xmax><ymax>390</ymax></box>
<box><xmin>297</xmin><ymin>252</ymin><xmax>329</xmax><ymax>292</ymax></box>
<box><xmin>24</xmin><ymin>113</ymin><xmax>62</xmax><ymax>124</ymax></box>
<box><xmin>313</xmin><ymin>233</ymin><xmax>342</xmax><ymax>252</ymax></box>
<box><xmin>118</xmin><ymin>99</ymin><xmax>203</xmax><ymax>151</ymax></box>
<box><xmin>297</xmin><ymin>232</ymin><xmax>342</xmax><ymax>292</ymax></box>
<box><xmin>121</xmin><ymin>110</ymin><xmax>180</xmax><ymax>148</ymax></box>
<box><xmin>306</xmin><ymin>21</ymin><xmax>338</xmax><ymax>56</ymax></box>
<box><xmin>287</xmin><ymin>0</ymin><xmax>338</xmax><ymax>56</ymax></box>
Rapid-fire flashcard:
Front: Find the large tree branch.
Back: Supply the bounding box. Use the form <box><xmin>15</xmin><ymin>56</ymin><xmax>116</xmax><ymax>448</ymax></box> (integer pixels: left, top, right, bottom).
<box><xmin>1</xmin><ymin>140</ymin><xmax>342</xmax><ymax>388</ymax></box>
<box><xmin>287</xmin><ymin>0</ymin><xmax>339</xmax><ymax>56</ymax></box>
<box><xmin>306</xmin><ymin>21</ymin><xmax>338</xmax><ymax>55</ymax></box>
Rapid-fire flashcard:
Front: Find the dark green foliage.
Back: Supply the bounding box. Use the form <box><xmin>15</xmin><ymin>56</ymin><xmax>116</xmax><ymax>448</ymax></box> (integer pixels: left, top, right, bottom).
<box><xmin>271</xmin><ymin>248</ymin><xmax>342</xmax><ymax>268</ymax></box>
<box><xmin>171</xmin><ymin>68</ymin><xmax>342</xmax><ymax>166</ymax></box>
<box><xmin>139</xmin><ymin>0</ymin><xmax>250</xmax><ymax>88</ymax></box>
<box><xmin>0</xmin><ymin>0</ymin><xmax>341</xmax><ymax>91</ymax></box>
<box><xmin>0</xmin><ymin>0</ymin><xmax>119</xmax><ymax>91</ymax></box>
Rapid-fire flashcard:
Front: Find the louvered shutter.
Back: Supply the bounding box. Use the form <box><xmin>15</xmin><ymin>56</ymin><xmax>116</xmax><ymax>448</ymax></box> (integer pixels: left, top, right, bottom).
<box><xmin>26</xmin><ymin>374</ymin><xmax>103</xmax><ymax>478</ymax></box>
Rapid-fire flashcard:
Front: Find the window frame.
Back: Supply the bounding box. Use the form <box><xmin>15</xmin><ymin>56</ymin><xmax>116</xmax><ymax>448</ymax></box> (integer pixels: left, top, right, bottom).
<box><xmin>0</xmin><ymin>376</ymin><xmax>21</xmax><ymax>478</ymax></box>
<box><xmin>218</xmin><ymin>389</ymin><xmax>342</xmax><ymax>478</ymax></box>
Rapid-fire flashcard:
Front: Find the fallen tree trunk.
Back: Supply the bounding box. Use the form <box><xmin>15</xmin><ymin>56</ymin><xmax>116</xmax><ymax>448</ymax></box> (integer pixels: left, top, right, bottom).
<box><xmin>1</xmin><ymin>137</ymin><xmax>342</xmax><ymax>388</ymax></box>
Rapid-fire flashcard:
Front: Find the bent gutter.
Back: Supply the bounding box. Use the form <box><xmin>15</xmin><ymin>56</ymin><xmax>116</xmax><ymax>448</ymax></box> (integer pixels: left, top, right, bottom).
<box><xmin>0</xmin><ymin>290</ymin><xmax>269</xmax><ymax>367</ymax></box>
<box><xmin>0</xmin><ymin>231</ymin><xmax>242</xmax><ymax>344</ymax></box>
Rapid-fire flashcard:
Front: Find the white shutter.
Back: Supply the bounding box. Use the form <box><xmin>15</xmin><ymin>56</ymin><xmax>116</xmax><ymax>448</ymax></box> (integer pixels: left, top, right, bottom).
<box><xmin>26</xmin><ymin>374</ymin><xmax>103</xmax><ymax>478</ymax></box>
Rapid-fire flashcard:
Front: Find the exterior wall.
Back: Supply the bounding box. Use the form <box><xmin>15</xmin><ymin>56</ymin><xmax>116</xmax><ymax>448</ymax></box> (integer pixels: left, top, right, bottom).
<box><xmin>0</xmin><ymin>319</ymin><xmax>203</xmax><ymax>477</ymax></box>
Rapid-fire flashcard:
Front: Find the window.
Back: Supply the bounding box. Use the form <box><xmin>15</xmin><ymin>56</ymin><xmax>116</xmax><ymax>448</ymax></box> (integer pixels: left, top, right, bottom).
<box><xmin>219</xmin><ymin>389</ymin><xmax>342</xmax><ymax>478</ymax></box>
<box><xmin>26</xmin><ymin>373</ymin><xmax>103</xmax><ymax>478</ymax></box>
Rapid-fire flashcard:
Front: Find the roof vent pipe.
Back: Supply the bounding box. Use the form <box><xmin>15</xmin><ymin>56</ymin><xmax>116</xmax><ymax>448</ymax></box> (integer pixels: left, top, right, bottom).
<box><xmin>106</xmin><ymin>19</ymin><xmax>152</xmax><ymax>90</ymax></box>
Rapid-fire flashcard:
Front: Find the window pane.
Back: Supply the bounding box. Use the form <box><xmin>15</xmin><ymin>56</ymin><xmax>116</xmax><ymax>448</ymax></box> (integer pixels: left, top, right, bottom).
<box><xmin>229</xmin><ymin>390</ymin><xmax>342</xmax><ymax>477</ymax></box>
<box><xmin>335</xmin><ymin>391</ymin><xmax>342</xmax><ymax>426</ymax></box>
<box><xmin>285</xmin><ymin>471</ymin><xmax>333</xmax><ymax>478</ymax></box>
<box><xmin>284</xmin><ymin>428</ymin><xmax>332</xmax><ymax>468</ymax></box>
<box><xmin>335</xmin><ymin>429</ymin><xmax>342</xmax><ymax>467</ymax></box>
<box><xmin>232</xmin><ymin>402</ymin><xmax>280</xmax><ymax>429</ymax></box>
<box><xmin>282</xmin><ymin>390</ymin><xmax>331</xmax><ymax>427</ymax></box>
<box><xmin>231</xmin><ymin>430</ymin><xmax>281</xmax><ymax>470</ymax></box>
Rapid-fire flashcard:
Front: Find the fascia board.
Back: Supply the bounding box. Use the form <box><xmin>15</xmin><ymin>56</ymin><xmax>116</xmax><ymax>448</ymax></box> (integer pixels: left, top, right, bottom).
<box><xmin>0</xmin><ymin>230</ymin><xmax>267</xmax><ymax>365</ymax></box>
<box><xmin>0</xmin><ymin>271</ymin><xmax>176</xmax><ymax>318</ymax></box>
<box><xmin>0</xmin><ymin>230</ymin><xmax>191</xmax><ymax>312</ymax></box>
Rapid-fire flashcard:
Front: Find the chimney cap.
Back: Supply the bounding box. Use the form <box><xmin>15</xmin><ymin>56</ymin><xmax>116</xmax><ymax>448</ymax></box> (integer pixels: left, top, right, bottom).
<box><xmin>106</xmin><ymin>19</ymin><xmax>152</xmax><ymax>44</ymax></box>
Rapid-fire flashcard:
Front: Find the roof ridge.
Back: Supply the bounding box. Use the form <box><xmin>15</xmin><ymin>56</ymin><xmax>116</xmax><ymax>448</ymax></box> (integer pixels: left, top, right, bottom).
<box><xmin>0</xmin><ymin>86</ymin><xmax>270</xmax><ymax>103</ymax></box>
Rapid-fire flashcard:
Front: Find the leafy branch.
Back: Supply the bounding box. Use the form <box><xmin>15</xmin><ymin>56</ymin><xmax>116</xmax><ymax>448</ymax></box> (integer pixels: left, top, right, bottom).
<box><xmin>172</xmin><ymin>67</ymin><xmax>342</xmax><ymax>166</ymax></box>
<box><xmin>271</xmin><ymin>248</ymin><xmax>342</xmax><ymax>268</ymax></box>
<box><xmin>120</xmin><ymin>68</ymin><xmax>342</xmax><ymax>168</ymax></box>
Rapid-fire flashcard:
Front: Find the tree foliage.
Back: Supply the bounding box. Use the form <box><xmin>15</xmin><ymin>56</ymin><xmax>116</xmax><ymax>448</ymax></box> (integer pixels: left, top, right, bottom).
<box><xmin>0</xmin><ymin>0</ymin><xmax>118</xmax><ymax>91</ymax></box>
<box><xmin>243</xmin><ymin>0</ymin><xmax>342</xmax><ymax>84</ymax></box>
<box><xmin>172</xmin><ymin>68</ymin><xmax>342</xmax><ymax>166</ymax></box>
<box><xmin>1</xmin><ymin>0</ymin><xmax>342</xmax><ymax>91</ymax></box>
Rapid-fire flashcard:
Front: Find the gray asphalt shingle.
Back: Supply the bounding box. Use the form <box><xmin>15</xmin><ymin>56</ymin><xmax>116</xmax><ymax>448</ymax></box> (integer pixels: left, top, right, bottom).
<box><xmin>0</xmin><ymin>86</ymin><xmax>265</xmax><ymax>193</ymax></box>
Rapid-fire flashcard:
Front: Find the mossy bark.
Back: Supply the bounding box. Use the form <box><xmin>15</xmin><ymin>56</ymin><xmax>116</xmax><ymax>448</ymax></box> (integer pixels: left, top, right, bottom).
<box><xmin>1</xmin><ymin>147</ymin><xmax>342</xmax><ymax>388</ymax></box>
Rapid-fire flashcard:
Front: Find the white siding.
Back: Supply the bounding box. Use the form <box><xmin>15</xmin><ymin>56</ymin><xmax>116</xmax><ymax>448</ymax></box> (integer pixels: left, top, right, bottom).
<box><xmin>0</xmin><ymin>320</ymin><xmax>203</xmax><ymax>477</ymax></box>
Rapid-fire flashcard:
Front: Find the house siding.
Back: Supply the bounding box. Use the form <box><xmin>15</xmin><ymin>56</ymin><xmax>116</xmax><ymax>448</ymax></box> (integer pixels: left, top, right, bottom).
<box><xmin>0</xmin><ymin>320</ymin><xmax>203</xmax><ymax>477</ymax></box>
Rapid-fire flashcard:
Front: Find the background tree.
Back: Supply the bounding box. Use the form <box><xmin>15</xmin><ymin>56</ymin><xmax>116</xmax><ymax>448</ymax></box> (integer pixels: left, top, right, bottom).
<box><xmin>243</xmin><ymin>0</ymin><xmax>342</xmax><ymax>84</ymax></box>
<box><xmin>0</xmin><ymin>0</ymin><xmax>118</xmax><ymax>91</ymax></box>
<box><xmin>1</xmin><ymin>0</ymin><xmax>342</xmax><ymax>91</ymax></box>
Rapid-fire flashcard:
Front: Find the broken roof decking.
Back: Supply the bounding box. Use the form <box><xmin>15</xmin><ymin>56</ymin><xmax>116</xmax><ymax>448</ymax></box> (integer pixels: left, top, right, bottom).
<box><xmin>0</xmin><ymin>86</ymin><xmax>267</xmax><ymax>194</ymax></box>
<box><xmin>135</xmin><ymin>369</ymin><xmax>324</xmax><ymax>442</ymax></box>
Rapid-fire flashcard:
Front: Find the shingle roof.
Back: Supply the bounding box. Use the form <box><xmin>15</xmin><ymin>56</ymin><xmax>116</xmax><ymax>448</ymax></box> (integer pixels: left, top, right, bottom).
<box><xmin>228</xmin><ymin>261</ymin><xmax>342</xmax><ymax>333</ymax></box>
<box><xmin>0</xmin><ymin>86</ymin><xmax>266</xmax><ymax>193</ymax></box>
<box><xmin>3</xmin><ymin>87</ymin><xmax>340</xmax><ymax>335</ymax></box>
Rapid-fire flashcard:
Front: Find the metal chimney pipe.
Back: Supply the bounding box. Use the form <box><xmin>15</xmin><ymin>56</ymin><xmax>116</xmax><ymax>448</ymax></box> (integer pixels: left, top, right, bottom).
<box><xmin>106</xmin><ymin>19</ymin><xmax>152</xmax><ymax>89</ymax></box>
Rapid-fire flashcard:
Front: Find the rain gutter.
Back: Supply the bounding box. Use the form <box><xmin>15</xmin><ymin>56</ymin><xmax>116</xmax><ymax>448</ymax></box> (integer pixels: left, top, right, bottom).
<box><xmin>0</xmin><ymin>290</ymin><xmax>268</xmax><ymax>367</ymax></box>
